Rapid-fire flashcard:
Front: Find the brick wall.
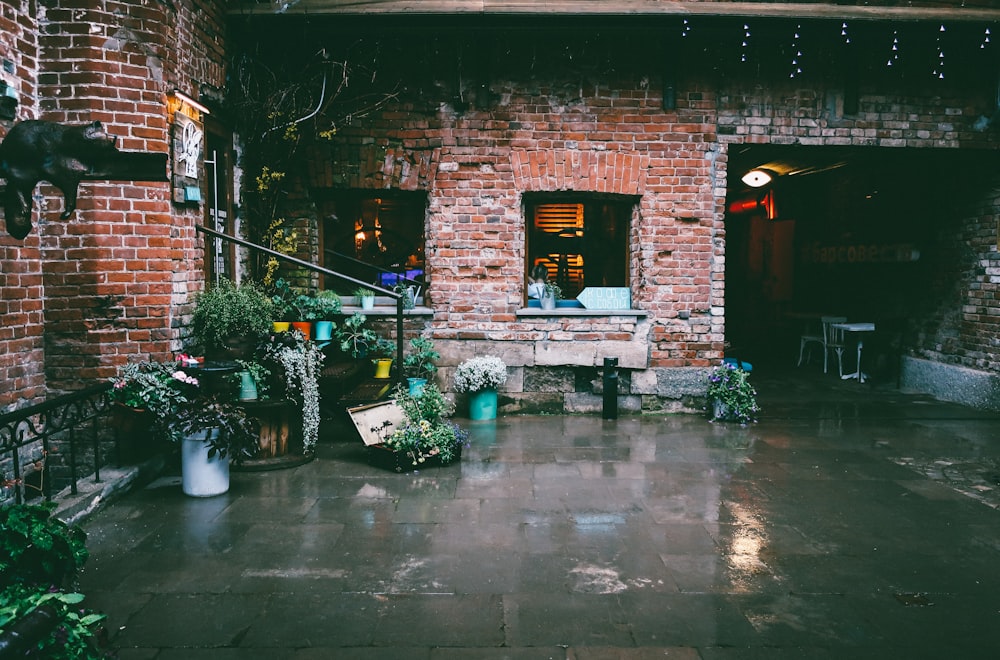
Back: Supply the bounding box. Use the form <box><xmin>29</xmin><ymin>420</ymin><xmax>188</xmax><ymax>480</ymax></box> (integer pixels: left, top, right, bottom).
<box><xmin>0</xmin><ymin>0</ymin><xmax>228</xmax><ymax>409</ymax></box>
<box><xmin>278</xmin><ymin>21</ymin><xmax>999</xmax><ymax>410</ymax></box>
<box><xmin>0</xmin><ymin>0</ymin><xmax>43</xmax><ymax>411</ymax></box>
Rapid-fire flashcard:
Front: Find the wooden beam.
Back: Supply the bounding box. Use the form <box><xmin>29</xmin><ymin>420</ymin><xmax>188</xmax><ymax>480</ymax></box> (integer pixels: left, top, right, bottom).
<box><xmin>231</xmin><ymin>1</ymin><xmax>1000</xmax><ymax>22</ymax></box>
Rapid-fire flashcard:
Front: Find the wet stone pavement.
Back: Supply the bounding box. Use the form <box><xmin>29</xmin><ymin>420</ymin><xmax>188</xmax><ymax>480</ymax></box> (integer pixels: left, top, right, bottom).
<box><xmin>78</xmin><ymin>371</ymin><xmax>1000</xmax><ymax>659</ymax></box>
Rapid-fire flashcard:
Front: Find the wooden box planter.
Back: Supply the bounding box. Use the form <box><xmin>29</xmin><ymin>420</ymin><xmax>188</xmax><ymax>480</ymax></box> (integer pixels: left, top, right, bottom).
<box><xmin>238</xmin><ymin>399</ymin><xmax>301</xmax><ymax>458</ymax></box>
<box><xmin>366</xmin><ymin>443</ymin><xmax>463</xmax><ymax>473</ymax></box>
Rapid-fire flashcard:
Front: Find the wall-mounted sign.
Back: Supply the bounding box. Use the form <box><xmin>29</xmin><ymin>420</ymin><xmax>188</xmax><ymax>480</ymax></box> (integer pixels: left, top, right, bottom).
<box><xmin>577</xmin><ymin>287</ymin><xmax>631</xmax><ymax>310</ymax></box>
<box><xmin>169</xmin><ymin>98</ymin><xmax>205</xmax><ymax>205</ymax></box>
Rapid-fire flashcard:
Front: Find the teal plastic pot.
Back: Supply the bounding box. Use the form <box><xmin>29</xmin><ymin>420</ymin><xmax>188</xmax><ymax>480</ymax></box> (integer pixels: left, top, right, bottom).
<box><xmin>468</xmin><ymin>388</ymin><xmax>498</xmax><ymax>421</ymax></box>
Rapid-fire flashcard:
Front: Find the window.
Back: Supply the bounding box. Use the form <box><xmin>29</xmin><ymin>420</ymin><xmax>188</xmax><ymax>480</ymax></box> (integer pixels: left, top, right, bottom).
<box><xmin>525</xmin><ymin>195</ymin><xmax>632</xmax><ymax>301</ymax></box>
<box><xmin>319</xmin><ymin>192</ymin><xmax>426</xmax><ymax>292</ymax></box>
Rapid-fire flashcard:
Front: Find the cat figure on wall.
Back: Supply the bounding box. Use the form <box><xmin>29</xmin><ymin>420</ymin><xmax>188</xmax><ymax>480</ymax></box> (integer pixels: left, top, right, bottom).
<box><xmin>0</xmin><ymin>120</ymin><xmax>120</xmax><ymax>239</ymax></box>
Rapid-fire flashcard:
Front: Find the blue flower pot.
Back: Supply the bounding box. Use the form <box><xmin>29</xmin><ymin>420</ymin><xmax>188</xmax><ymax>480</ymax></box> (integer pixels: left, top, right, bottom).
<box><xmin>469</xmin><ymin>388</ymin><xmax>498</xmax><ymax>421</ymax></box>
<box><xmin>407</xmin><ymin>377</ymin><xmax>427</xmax><ymax>396</ymax></box>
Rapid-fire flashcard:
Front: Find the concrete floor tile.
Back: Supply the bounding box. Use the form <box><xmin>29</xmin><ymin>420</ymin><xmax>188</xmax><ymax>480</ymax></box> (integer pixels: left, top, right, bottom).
<box><xmin>75</xmin><ymin>368</ymin><xmax>1000</xmax><ymax>656</ymax></box>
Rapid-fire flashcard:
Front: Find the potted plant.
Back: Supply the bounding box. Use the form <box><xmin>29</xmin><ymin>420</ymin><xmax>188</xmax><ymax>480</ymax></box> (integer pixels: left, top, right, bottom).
<box><xmin>312</xmin><ymin>289</ymin><xmax>342</xmax><ymax>341</ymax></box>
<box><xmin>191</xmin><ymin>278</ymin><xmax>273</xmax><ymax>360</ymax></box>
<box><xmin>368</xmin><ymin>383</ymin><xmax>469</xmax><ymax>472</ymax></box>
<box><xmin>259</xmin><ymin>331</ymin><xmax>325</xmax><ymax>455</ymax></box>
<box><xmin>392</xmin><ymin>282</ymin><xmax>417</xmax><ymax>310</ymax></box>
<box><xmin>354</xmin><ymin>286</ymin><xmax>376</xmax><ymax>310</ymax></box>
<box><xmin>453</xmin><ymin>355</ymin><xmax>508</xmax><ymax>420</ymax></box>
<box><xmin>705</xmin><ymin>362</ymin><xmax>760</xmax><ymax>425</ymax></box>
<box><xmin>153</xmin><ymin>367</ymin><xmax>259</xmax><ymax>496</ymax></box>
<box><xmin>107</xmin><ymin>361</ymin><xmax>191</xmax><ymax>461</ymax></box>
<box><xmin>403</xmin><ymin>336</ymin><xmax>439</xmax><ymax>395</ymax></box>
<box><xmin>334</xmin><ymin>312</ymin><xmax>380</xmax><ymax>359</ymax></box>
<box><xmin>269</xmin><ymin>278</ymin><xmax>296</xmax><ymax>332</ymax></box>
<box><xmin>540</xmin><ymin>281</ymin><xmax>562</xmax><ymax>310</ymax></box>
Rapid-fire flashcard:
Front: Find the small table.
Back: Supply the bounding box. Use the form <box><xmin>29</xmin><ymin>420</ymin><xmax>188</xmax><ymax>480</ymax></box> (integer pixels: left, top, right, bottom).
<box><xmin>831</xmin><ymin>322</ymin><xmax>876</xmax><ymax>383</ymax></box>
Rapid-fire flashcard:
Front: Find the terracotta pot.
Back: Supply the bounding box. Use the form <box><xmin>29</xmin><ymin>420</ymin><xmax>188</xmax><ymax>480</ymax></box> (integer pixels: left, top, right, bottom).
<box><xmin>291</xmin><ymin>321</ymin><xmax>312</xmax><ymax>340</ymax></box>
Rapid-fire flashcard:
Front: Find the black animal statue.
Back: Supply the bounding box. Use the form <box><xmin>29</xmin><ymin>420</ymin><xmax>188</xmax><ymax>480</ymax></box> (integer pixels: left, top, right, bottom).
<box><xmin>0</xmin><ymin>120</ymin><xmax>167</xmax><ymax>240</ymax></box>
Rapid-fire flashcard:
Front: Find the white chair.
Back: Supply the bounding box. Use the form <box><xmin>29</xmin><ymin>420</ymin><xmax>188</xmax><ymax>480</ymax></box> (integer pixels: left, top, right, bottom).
<box><xmin>797</xmin><ymin>319</ymin><xmax>824</xmax><ymax>367</ymax></box>
<box><xmin>798</xmin><ymin>316</ymin><xmax>847</xmax><ymax>372</ymax></box>
<box><xmin>823</xmin><ymin>317</ymin><xmax>848</xmax><ymax>375</ymax></box>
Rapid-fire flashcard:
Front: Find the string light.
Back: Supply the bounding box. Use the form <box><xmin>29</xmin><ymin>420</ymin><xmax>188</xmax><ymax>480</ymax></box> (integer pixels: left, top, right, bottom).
<box><xmin>932</xmin><ymin>24</ymin><xmax>945</xmax><ymax>80</ymax></box>
<box><xmin>741</xmin><ymin>23</ymin><xmax>751</xmax><ymax>63</ymax></box>
<box><xmin>789</xmin><ymin>24</ymin><xmax>803</xmax><ymax>78</ymax></box>
<box><xmin>841</xmin><ymin>21</ymin><xmax>851</xmax><ymax>45</ymax></box>
<box><xmin>981</xmin><ymin>27</ymin><xmax>991</xmax><ymax>49</ymax></box>
<box><xmin>886</xmin><ymin>30</ymin><xmax>900</xmax><ymax>67</ymax></box>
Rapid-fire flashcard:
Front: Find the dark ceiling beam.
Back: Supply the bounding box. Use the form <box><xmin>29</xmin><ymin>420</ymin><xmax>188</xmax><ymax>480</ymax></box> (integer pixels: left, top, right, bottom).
<box><xmin>231</xmin><ymin>1</ymin><xmax>1000</xmax><ymax>23</ymax></box>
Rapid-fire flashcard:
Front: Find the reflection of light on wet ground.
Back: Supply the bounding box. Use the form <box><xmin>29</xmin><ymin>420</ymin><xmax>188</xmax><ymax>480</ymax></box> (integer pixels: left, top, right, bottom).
<box><xmin>724</xmin><ymin>500</ymin><xmax>770</xmax><ymax>589</ymax></box>
<box><xmin>571</xmin><ymin>513</ymin><xmax>627</xmax><ymax>535</ymax></box>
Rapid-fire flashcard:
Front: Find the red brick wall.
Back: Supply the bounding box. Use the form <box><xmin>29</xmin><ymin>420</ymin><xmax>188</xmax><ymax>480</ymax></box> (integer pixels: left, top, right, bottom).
<box><xmin>286</xmin><ymin>24</ymin><xmax>999</xmax><ymax>409</ymax></box>
<box><xmin>0</xmin><ymin>0</ymin><xmax>228</xmax><ymax>408</ymax></box>
<box><xmin>0</xmin><ymin>0</ymin><xmax>44</xmax><ymax>410</ymax></box>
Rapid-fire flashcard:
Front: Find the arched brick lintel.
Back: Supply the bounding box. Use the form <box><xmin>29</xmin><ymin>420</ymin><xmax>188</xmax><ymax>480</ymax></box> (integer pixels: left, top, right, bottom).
<box><xmin>510</xmin><ymin>149</ymin><xmax>648</xmax><ymax>195</ymax></box>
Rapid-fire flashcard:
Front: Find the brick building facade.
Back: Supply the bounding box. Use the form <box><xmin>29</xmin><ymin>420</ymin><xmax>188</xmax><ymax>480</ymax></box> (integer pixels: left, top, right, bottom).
<box><xmin>0</xmin><ymin>0</ymin><xmax>229</xmax><ymax>412</ymax></box>
<box><xmin>2</xmin><ymin>1</ymin><xmax>1000</xmax><ymax>417</ymax></box>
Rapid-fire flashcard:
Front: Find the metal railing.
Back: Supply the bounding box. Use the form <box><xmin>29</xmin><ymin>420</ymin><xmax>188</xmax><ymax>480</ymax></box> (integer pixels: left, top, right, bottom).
<box><xmin>195</xmin><ymin>225</ymin><xmax>406</xmax><ymax>390</ymax></box>
<box><xmin>0</xmin><ymin>384</ymin><xmax>111</xmax><ymax>505</ymax></box>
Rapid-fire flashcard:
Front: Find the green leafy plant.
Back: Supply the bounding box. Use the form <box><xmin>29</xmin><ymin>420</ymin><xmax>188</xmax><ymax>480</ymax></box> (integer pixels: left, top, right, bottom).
<box><xmin>383</xmin><ymin>383</ymin><xmax>468</xmax><ymax>466</ymax></box>
<box><xmin>0</xmin><ymin>584</ymin><xmax>108</xmax><ymax>659</ymax></box>
<box><xmin>543</xmin><ymin>281</ymin><xmax>562</xmax><ymax>300</ymax></box>
<box><xmin>353</xmin><ymin>286</ymin><xmax>376</xmax><ymax>302</ymax></box>
<box><xmin>706</xmin><ymin>363</ymin><xmax>760</xmax><ymax>425</ymax></box>
<box><xmin>191</xmin><ymin>279</ymin><xmax>273</xmax><ymax>354</ymax></box>
<box><xmin>334</xmin><ymin>312</ymin><xmax>381</xmax><ymax>359</ymax></box>
<box><xmin>0</xmin><ymin>503</ymin><xmax>109</xmax><ymax>658</ymax></box>
<box><xmin>453</xmin><ymin>356</ymin><xmax>508</xmax><ymax>393</ymax></box>
<box><xmin>269</xmin><ymin>278</ymin><xmax>297</xmax><ymax>322</ymax></box>
<box><xmin>403</xmin><ymin>337</ymin><xmax>439</xmax><ymax>380</ymax></box>
<box><xmin>171</xmin><ymin>391</ymin><xmax>260</xmax><ymax>462</ymax></box>
<box><xmin>107</xmin><ymin>362</ymin><xmax>191</xmax><ymax>417</ymax></box>
<box><xmin>0</xmin><ymin>502</ymin><xmax>87</xmax><ymax>590</ymax></box>
<box><xmin>314</xmin><ymin>289</ymin><xmax>342</xmax><ymax>320</ymax></box>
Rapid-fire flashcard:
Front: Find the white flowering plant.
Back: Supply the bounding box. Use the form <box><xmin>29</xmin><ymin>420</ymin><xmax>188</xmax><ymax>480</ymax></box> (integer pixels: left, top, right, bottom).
<box><xmin>452</xmin><ymin>356</ymin><xmax>508</xmax><ymax>393</ymax></box>
<box><xmin>260</xmin><ymin>331</ymin><xmax>325</xmax><ymax>453</ymax></box>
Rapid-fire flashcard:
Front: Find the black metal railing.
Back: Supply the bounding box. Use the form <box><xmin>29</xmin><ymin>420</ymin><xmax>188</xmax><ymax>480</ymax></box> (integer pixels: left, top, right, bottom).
<box><xmin>0</xmin><ymin>384</ymin><xmax>111</xmax><ymax>505</ymax></box>
<box><xmin>195</xmin><ymin>225</ymin><xmax>406</xmax><ymax>389</ymax></box>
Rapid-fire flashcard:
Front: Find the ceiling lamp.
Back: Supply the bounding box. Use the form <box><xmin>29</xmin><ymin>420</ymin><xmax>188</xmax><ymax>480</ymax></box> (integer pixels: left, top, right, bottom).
<box><xmin>741</xmin><ymin>169</ymin><xmax>773</xmax><ymax>188</ymax></box>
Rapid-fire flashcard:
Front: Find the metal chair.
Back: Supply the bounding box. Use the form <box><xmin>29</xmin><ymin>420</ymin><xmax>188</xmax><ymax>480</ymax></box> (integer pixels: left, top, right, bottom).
<box><xmin>798</xmin><ymin>316</ymin><xmax>847</xmax><ymax>372</ymax></box>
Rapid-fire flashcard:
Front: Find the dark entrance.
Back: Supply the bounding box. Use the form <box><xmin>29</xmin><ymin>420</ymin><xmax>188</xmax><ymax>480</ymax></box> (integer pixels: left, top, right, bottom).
<box><xmin>724</xmin><ymin>145</ymin><xmax>999</xmax><ymax>379</ymax></box>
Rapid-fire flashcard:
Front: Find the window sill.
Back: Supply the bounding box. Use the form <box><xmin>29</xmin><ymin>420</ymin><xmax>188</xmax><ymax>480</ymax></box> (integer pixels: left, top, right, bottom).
<box><xmin>341</xmin><ymin>306</ymin><xmax>433</xmax><ymax>317</ymax></box>
<box><xmin>516</xmin><ymin>308</ymin><xmax>648</xmax><ymax>317</ymax></box>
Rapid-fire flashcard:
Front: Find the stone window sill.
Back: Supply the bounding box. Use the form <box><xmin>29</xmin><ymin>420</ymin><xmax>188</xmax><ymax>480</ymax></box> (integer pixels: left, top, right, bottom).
<box><xmin>341</xmin><ymin>306</ymin><xmax>433</xmax><ymax>316</ymax></box>
<box><xmin>515</xmin><ymin>308</ymin><xmax>648</xmax><ymax>317</ymax></box>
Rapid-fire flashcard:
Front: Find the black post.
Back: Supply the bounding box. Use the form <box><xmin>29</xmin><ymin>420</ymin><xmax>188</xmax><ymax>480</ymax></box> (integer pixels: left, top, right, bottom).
<box><xmin>602</xmin><ymin>357</ymin><xmax>619</xmax><ymax>420</ymax></box>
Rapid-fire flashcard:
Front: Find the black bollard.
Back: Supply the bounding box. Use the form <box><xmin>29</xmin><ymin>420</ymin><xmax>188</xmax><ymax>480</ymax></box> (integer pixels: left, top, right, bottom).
<box><xmin>602</xmin><ymin>357</ymin><xmax>619</xmax><ymax>420</ymax></box>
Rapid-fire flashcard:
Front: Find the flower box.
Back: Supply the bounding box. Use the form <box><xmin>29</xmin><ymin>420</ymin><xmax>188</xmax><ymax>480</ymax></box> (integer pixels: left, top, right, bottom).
<box><xmin>366</xmin><ymin>442</ymin><xmax>463</xmax><ymax>473</ymax></box>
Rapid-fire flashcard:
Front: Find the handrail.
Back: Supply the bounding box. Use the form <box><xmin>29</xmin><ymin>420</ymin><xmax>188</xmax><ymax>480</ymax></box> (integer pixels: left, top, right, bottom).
<box><xmin>323</xmin><ymin>248</ymin><xmax>423</xmax><ymax>290</ymax></box>
<box><xmin>195</xmin><ymin>225</ymin><xmax>405</xmax><ymax>390</ymax></box>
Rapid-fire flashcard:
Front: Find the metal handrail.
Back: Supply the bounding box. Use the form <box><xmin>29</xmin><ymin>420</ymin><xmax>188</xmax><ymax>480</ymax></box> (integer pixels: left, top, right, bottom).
<box><xmin>195</xmin><ymin>225</ymin><xmax>405</xmax><ymax>390</ymax></box>
<box><xmin>323</xmin><ymin>248</ymin><xmax>424</xmax><ymax>292</ymax></box>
